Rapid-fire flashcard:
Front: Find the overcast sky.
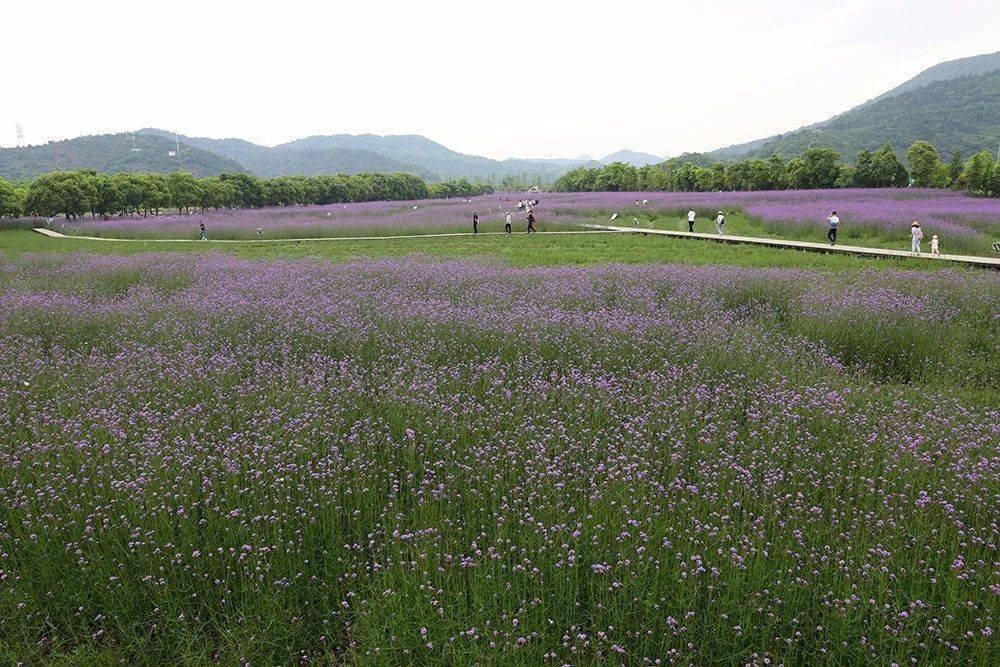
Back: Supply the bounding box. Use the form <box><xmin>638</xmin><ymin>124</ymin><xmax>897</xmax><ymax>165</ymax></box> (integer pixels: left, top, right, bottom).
<box><xmin>4</xmin><ymin>1</ymin><xmax>998</xmax><ymax>160</ymax></box>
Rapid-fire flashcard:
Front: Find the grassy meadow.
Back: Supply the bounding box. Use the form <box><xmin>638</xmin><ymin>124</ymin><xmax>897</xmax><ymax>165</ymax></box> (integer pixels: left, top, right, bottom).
<box><xmin>0</xmin><ymin>202</ymin><xmax>998</xmax><ymax>664</ymax></box>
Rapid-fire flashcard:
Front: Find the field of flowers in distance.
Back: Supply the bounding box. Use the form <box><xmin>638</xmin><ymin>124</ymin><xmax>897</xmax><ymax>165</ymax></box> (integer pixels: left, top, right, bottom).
<box><xmin>43</xmin><ymin>188</ymin><xmax>1000</xmax><ymax>257</ymax></box>
<box><xmin>0</xmin><ymin>244</ymin><xmax>998</xmax><ymax>663</ymax></box>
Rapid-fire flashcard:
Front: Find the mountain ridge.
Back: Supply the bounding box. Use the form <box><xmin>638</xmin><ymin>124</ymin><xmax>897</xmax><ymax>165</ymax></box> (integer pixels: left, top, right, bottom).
<box><xmin>709</xmin><ymin>51</ymin><xmax>1000</xmax><ymax>161</ymax></box>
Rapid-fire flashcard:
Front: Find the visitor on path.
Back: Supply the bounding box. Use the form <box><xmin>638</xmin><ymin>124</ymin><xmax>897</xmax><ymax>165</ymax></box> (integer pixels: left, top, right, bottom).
<box><xmin>473</xmin><ymin>212</ymin><xmax>479</xmax><ymax>234</ymax></box>
<box><xmin>505</xmin><ymin>212</ymin><xmax>512</xmax><ymax>234</ymax></box>
<box><xmin>199</xmin><ymin>222</ymin><xmax>206</xmax><ymax>240</ymax></box>
<box><xmin>930</xmin><ymin>235</ymin><xmax>939</xmax><ymax>256</ymax></box>
<box><xmin>527</xmin><ymin>210</ymin><xmax>537</xmax><ymax>234</ymax></box>
<box><xmin>910</xmin><ymin>221</ymin><xmax>923</xmax><ymax>254</ymax></box>
<box><xmin>687</xmin><ymin>209</ymin><xmax>696</xmax><ymax>232</ymax></box>
<box><xmin>827</xmin><ymin>211</ymin><xmax>839</xmax><ymax>245</ymax></box>
<box><xmin>715</xmin><ymin>211</ymin><xmax>725</xmax><ymax>236</ymax></box>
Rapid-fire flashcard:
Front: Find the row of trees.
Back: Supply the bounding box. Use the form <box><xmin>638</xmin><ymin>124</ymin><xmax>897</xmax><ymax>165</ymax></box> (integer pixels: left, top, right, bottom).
<box><xmin>554</xmin><ymin>141</ymin><xmax>1000</xmax><ymax>197</ymax></box>
<box><xmin>0</xmin><ymin>171</ymin><xmax>495</xmax><ymax>219</ymax></box>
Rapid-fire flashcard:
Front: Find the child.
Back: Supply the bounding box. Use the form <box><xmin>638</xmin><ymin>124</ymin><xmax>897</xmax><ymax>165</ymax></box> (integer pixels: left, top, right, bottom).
<box><xmin>930</xmin><ymin>234</ymin><xmax>939</xmax><ymax>256</ymax></box>
<box><xmin>715</xmin><ymin>211</ymin><xmax>725</xmax><ymax>236</ymax></box>
<box><xmin>910</xmin><ymin>221</ymin><xmax>923</xmax><ymax>254</ymax></box>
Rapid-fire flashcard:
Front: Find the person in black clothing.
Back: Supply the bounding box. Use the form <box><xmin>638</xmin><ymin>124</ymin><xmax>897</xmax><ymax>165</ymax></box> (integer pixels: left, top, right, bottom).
<box><xmin>526</xmin><ymin>210</ymin><xmax>537</xmax><ymax>234</ymax></box>
<box><xmin>199</xmin><ymin>222</ymin><xmax>206</xmax><ymax>240</ymax></box>
<box><xmin>472</xmin><ymin>212</ymin><xmax>479</xmax><ymax>234</ymax></box>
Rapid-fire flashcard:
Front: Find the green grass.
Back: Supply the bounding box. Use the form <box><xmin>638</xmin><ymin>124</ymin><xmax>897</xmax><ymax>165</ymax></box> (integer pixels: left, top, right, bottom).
<box><xmin>0</xmin><ymin>229</ymin><xmax>967</xmax><ymax>272</ymax></box>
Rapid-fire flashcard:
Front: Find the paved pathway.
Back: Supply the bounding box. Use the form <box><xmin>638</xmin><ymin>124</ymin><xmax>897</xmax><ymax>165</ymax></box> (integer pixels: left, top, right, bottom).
<box><xmin>32</xmin><ymin>228</ymin><xmax>623</xmax><ymax>243</ymax></box>
<box><xmin>579</xmin><ymin>223</ymin><xmax>1000</xmax><ymax>269</ymax></box>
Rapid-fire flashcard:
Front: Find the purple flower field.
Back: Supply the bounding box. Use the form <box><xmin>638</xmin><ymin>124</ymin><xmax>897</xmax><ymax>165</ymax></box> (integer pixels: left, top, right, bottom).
<box><xmin>0</xmin><ymin>252</ymin><xmax>997</xmax><ymax>663</ymax></box>
<box><xmin>63</xmin><ymin>188</ymin><xmax>1000</xmax><ymax>254</ymax></box>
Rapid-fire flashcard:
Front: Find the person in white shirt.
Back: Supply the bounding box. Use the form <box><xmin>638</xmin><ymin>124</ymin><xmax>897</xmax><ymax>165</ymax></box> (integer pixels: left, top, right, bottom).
<box><xmin>930</xmin><ymin>235</ymin><xmax>939</xmax><ymax>256</ymax></box>
<box><xmin>910</xmin><ymin>221</ymin><xmax>924</xmax><ymax>254</ymax></box>
<box><xmin>505</xmin><ymin>212</ymin><xmax>512</xmax><ymax>234</ymax></box>
<box><xmin>715</xmin><ymin>211</ymin><xmax>725</xmax><ymax>236</ymax></box>
<box><xmin>687</xmin><ymin>210</ymin><xmax>696</xmax><ymax>232</ymax></box>
<box><xmin>827</xmin><ymin>212</ymin><xmax>839</xmax><ymax>245</ymax></box>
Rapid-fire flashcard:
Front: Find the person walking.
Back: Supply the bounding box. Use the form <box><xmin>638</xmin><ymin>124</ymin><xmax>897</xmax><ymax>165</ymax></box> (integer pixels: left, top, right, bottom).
<box><xmin>715</xmin><ymin>211</ymin><xmax>725</xmax><ymax>236</ymax></box>
<box><xmin>199</xmin><ymin>222</ymin><xmax>206</xmax><ymax>240</ymax></box>
<box><xmin>505</xmin><ymin>212</ymin><xmax>512</xmax><ymax>234</ymax></box>
<box><xmin>910</xmin><ymin>221</ymin><xmax>924</xmax><ymax>254</ymax></box>
<box><xmin>526</xmin><ymin>209</ymin><xmax>537</xmax><ymax>234</ymax></box>
<box><xmin>930</xmin><ymin>234</ymin><xmax>939</xmax><ymax>256</ymax></box>
<box><xmin>472</xmin><ymin>212</ymin><xmax>479</xmax><ymax>234</ymax></box>
<box><xmin>827</xmin><ymin>211</ymin><xmax>839</xmax><ymax>245</ymax></box>
<box><xmin>687</xmin><ymin>209</ymin><xmax>696</xmax><ymax>232</ymax></box>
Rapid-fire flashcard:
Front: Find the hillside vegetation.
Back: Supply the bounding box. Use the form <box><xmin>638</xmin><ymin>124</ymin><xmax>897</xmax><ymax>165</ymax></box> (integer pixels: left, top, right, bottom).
<box><xmin>0</xmin><ymin>134</ymin><xmax>243</xmax><ymax>180</ymax></box>
<box><xmin>712</xmin><ymin>51</ymin><xmax>1000</xmax><ymax>160</ymax></box>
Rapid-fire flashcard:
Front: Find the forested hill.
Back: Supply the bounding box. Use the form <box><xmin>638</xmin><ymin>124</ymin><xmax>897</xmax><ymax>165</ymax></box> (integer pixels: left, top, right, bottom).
<box><xmin>0</xmin><ymin>134</ymin><xmax>243</xmax><ymax>180</ymax></box>
<box><xmin>139</xmin><ymin>129</ymin><xmax>432</xmax><ymax>179</ymax></box>
<box><xmin>141</xmin><ymin>129</ymin><xmax>593</xmax><ymax>182</ymax></box>
<box><xmin>738</xmin><ymin>68</ymin><xmax>1000</xmax><ymax>159</ymax></box>
<box><xmin>712</xmin><ymin>51</ymin><xmax>1000</xmax><ymax>160</ymax></box>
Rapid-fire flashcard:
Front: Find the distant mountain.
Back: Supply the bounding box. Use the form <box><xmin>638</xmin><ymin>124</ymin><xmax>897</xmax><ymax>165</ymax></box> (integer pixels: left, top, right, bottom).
<box><xmin>601</xmin><ymin>149</ymin><xmax>663</xmax><ymax>167</ymax></box>
<box><xmin>4</xmin><ymin>128</ymin><xmax>641</xmax><ymax>183</ymax></box>
<box><xmin>711</xmin><ymin>51</ymin><xmax>1000</xmax><ymax>161</ymax></box>
<box><xmin>144</xmin><ymin>130</ymin><xmax>595</xmax><ymax>181</ymax></box>
<box><xmin>0</xmin><ymin>133</ymin><xmax>243</xmax><ymax>181</ymax></box>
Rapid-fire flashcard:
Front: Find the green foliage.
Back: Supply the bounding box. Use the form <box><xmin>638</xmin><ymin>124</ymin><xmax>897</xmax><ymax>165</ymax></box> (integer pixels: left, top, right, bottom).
<box><xmin>0</xmin><ymin>177</ymin><xmax>26</xmax><ymax>217</ymax></box>
<box><xmin>11</xmin><ymin>169</ymin><xmax>475</xmax><ymax>219</ymax></box>
<box><xmin>906</xmin><ymin>141</ymin><xmax>950</xmax><ymax>188</ymax></box>
<box><xmin>962</xmin><ymin>150</ymin><xmax>997</xmax><ymax>196</ymax></box>
<box><xmin>426</xmin><ymin>178</ymin><xmax>493</xmax><ymax>199</ymax></box>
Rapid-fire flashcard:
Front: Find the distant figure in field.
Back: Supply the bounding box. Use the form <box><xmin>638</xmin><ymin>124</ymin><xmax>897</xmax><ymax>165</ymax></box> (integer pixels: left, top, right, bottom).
<box><xmin>687</xmin><ymin>209</ymin><xmax>696</xmax><ymax>232</ymax></box>
<box><xmin>910</xmin><ymin>221</ymin><xmax>923</xmax><ymax>254</ymax></box>
<box><xmin>930</xmin><ymin>235</ymin><xmax>939</xmax><ymax>256</ymax></box>
<box><xmin>505</xmin><ymin>212</ymin><xmax>512</xmax><ymax>234</ymax></box>
<box><xmin>199</xmin><ymin>222</ymin><xmax>206</xmax><ymax>240</ymax></box>
<box><xmin>255</xmin><ymin>227</ymin><xmax>263</xmax><ymax>238</ymax></box>
<box><xmin>827</xmin><ymin>211</ymin><xmax>839</xmax><ymax>245</ymax></box>
<box><xmin>527</xmin><ymin>210</ymin><xmax>537</xmax><ymax>233</ymax></box>
<box><xmin>473</xmin><ymin>212</ymin><xmax>479</xmax><ymax>234</ymax></box>
<box><xmin>715</xmin><ymin>211</ymin><xmax>725</xmax><ymax>236</ymax></box>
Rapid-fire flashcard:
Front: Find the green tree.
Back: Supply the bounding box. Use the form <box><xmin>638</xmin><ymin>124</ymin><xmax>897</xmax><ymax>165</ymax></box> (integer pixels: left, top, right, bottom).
<box><xmin>788</xmin><ymin>148</ymin><xmax>842</xmax><ymax>189</ymax></box>
<box><xmin>26</xmin><ymin>171</ymin><xmax>97</xmax><ymax>219</ymax></box>
<box><xmin>947</xmin><ymin>151</ymin><xmax>964</xmax><ymax>187</ymax></box>
<box><xmin>219</xmin><ymin>173</ymin><xmax>265</xmax><ymax>208</ymax></box>
<box><xmin>89</xmin><ymin>174</ymin><xmax>122</xmax><ymax>219</ymax></box>
<box><xmin>595</xmin><ymin>162</ymin><xmax>639</xmax><ymax>192</ymax></box>
<box><xmin>853</xmin><ymin>150</ymin><xmax>875</xmax><ymax>187</ymax></box>
<box><xmin>906</xmin><ymin>141</ymin><xmax>949</xmax><ymax>188</ymax></box>
<box><xmin>167</xmin><ymin>172</ymin><xmax>203</xmax><ymax>214</ymax></box>
<box><xmin>0</xmin><ymin>177</ymin><xmax>25</xmax><ymax>217</ymax></box>
<box><xmin>962</xmin><ymin>151</ymin><xmax>995</xmax><ymax>195</ymax></box>
<box><xmin>870</xmin><ymin>144</ymin><xmax>909</xmax><ymax>187</ymax></box>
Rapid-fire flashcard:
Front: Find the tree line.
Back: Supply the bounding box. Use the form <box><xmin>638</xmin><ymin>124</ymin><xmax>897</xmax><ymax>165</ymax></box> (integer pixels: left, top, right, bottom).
<box><xmin>553</xmin><ymin>141</ymin><xmax>1000</xmax><ymax>197</ymax></box>
<box><xmin>0</xmin><ymin>171</ymin><xmax>494</xmax><ymax>219</ymax></box>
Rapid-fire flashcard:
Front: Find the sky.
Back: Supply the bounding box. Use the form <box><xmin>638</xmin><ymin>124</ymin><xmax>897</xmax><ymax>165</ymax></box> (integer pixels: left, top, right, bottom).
<box><xmin>3</xmin><ymin>0</ymin><xmax>999</xmax><ymax>160</ymax></box>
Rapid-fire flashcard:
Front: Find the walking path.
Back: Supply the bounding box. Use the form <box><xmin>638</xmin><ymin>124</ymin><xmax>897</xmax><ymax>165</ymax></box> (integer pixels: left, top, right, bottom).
<box><xmin>578</xmin><ymin>223</ymin><xmax>1000</xmax><ymax>269</ymax></box>
<box><xmin>31</xmin><ymin>224</ymin><xmax>1000</xmax><ymax>268</ymax></box>
<box><xmin>32</xmin><ymin>228</ymin><xmax>622</xmax><ymax>243</ymax></box>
